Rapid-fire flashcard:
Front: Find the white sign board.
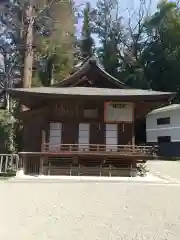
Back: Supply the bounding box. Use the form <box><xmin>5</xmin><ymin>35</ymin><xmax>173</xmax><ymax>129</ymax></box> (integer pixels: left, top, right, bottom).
<box><xmin>104</xmin><ymin>102</ymin><xmax>133</xmax><ymax>122</ymax></box>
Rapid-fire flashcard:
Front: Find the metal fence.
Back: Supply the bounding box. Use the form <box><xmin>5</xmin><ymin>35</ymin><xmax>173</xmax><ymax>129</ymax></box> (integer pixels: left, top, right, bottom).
<box><xmin>0</xmin><ymin>154</ymin><xmax>20</xmax><ymax>173</ymax></box>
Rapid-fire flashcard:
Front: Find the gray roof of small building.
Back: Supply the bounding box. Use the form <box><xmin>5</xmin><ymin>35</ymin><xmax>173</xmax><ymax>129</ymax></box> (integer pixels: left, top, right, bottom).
<box><xmin>148</xmin><ymin>104</ymin><xmax>180</xmax><ymax>115</ymax></box>
<box><xmin>7</xmin><ymin>87</ymin><xmax>174</xmax><ymax>97</ymax></box>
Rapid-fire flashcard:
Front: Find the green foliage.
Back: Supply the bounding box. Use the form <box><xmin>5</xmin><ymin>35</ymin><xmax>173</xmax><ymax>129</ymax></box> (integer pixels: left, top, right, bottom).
<box><xmin>3</xmin><ymin>0</ymin><xmax>180</xmax><ymax>96</ymax></box>
<box><xmin>32</xmin><ymin>1</ymin><xmax>74</xmax><ymax>86</ymax></box>
<box><xmin>1</xmin><ymin>0</ymin><xmax>73</xmax><ymax>88</ymax></box>
<box><xmin>136</xmin><ymin>163</ymin><xmax>149</xmax><ymax>177</ymax></box>
<box><xmin>142</xmin><ymin>0</ymin><xmax>180</xmax><ymax>93</ymax></box>
<box><xmin>80</xmin><ymin>3</ymin><xmax>94</xmax><ymax>59</ymax></box>
<box><xmin>88</xmin><ymin>0</ymin><xmax>180</xmax><ymax>96</ymax></box>
<box><xmin>92</xmin><ymin>0</ymin><xmax>124</xmax><ymax>78</ymax></box>
<box><xmin>35</xmin><ymin>37</ymin><xmax>72</xmax><ymax>86</ymax></box>
<box><xmin>0</xmin><ymin>171</ymin><xmax>16</xmax><ymax>178</ymax></box>
<box><xmin>0</xmin><ymin>110</ymin><xmax>15</xmax><ymax>129</ymax></box>
<box><xmin>0</xmin><ymin>110</ymin><xmax>16</xmax><ymax>153</ymax></box>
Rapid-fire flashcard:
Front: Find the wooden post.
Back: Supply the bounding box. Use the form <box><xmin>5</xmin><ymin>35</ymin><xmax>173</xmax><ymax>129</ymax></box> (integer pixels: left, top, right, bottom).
<box><xmin>41</xmin><ymin>129</ymin><xmax>46</xmax><ymax>152</ymax></box>
<box><xmin>22</xmin><ymin>155</ymin><xmax>27</xmax><ymax>174</ymax></box>
<box><xmin>0</xmin><ymin>156</ymin><xmax>3</xmax><ymax>173</ymax></box>
<box><xmin>132</xmin><ymin>124</ymin><xmax>135</xmax><ymax>145</ymax></box>
<box><xmin>39</xmin><ymin>130</ymin><xmax>46</xmax><ymax>175</ymax></box>
<box><xmin>132</xmin><ymin>103</ymin><xmax>135</xmax><ymax>147</ymax></box>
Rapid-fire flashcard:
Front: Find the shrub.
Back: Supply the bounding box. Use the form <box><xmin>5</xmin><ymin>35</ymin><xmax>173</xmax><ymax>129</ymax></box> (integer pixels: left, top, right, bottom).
<box><xmin>136</xmin><ymin>163</ymin><xmax>149</xmax><ymax>177</ymax></box>
<box><xmin>0</xmin><ymin>109</ymin><xmax>16</xmax><ymax>153</ymax></box>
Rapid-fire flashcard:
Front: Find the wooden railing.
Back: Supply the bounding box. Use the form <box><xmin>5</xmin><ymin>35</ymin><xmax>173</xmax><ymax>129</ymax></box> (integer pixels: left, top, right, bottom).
<box><xmin>47</xmin><ymin>164</ymin><xmax>135</xmax><ymax>177</ymax></box>
<box><xmin>44</xmin><ymin>143</ymin><xmax>157</xmax><ymax>156</ymax></box>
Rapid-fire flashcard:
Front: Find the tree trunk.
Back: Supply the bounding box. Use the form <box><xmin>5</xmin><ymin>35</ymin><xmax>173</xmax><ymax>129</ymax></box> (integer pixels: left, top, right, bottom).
<box><xmin>22</xmin><ymin>4</ymin><xmax>34</xmax><ymax>89</ymax></box>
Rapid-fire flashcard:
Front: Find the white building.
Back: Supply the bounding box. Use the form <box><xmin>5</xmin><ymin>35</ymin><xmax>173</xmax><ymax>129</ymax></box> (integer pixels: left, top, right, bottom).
<box><xmin>146</xmin><ymin>104</ymin><xmax>180</xmax><ymax>156</ymax></box>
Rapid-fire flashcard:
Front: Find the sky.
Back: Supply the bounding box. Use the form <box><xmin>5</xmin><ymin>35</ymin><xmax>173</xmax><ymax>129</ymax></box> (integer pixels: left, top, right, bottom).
<box><xmin>75</xmin><ymin>0</ymin><xmax>159</xmax><ymax>12</ymax></box>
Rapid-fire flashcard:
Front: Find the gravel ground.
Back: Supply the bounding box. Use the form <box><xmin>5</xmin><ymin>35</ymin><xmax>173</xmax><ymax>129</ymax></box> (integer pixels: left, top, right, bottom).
<box><xmin>148</xmin><ymin>160</ymin><xmax>180</xmax><ymax>181</ymax></box>
<box><xmin>0</xmin><ymin>181</ymin><xmax>180</xmax><ymax>240</ymax></box>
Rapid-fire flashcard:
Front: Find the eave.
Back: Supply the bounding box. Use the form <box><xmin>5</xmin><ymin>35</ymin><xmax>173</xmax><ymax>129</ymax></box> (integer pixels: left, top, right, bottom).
<box><xmin>7</xmin><ymin>87</ymin><xmax>176</xmax><ymax>109</ymax></box>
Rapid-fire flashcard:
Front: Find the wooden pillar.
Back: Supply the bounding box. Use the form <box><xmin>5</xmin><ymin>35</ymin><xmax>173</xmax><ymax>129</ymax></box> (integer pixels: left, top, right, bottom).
<box><xmin>39</xmin><ymin>157</ymin><xmax>44</xmax><ymax>175</ymax></box>
<box><xmin>23</xmin><ymin>155</ymin><xmax>27</xmax><ymax>174</ymax></box>
<box><xmin>132</xmin><ymin>103</ymin><xmax>135</xmax><ymax>146</ymax></box>
<box><xmin>132</xmin><ymin>123</ymin><xmax>135</xmax><ymax>145</ymax></box>
<box><xmin>39</xmin><ymin>129</ymin><xmax>46</xmax><ymax>175</ymax></box>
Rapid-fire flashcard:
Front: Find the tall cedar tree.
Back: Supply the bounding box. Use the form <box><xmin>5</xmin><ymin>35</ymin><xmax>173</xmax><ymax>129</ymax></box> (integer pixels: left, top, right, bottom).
<box><xmin>92</xmin><ymin>0</ymin><xmax>124</xmax><ymax>79</ymax></box>
<box><xmin>80</xmin><ymin>3</ymin><xmax>94</xmax><ymax>59</ymax></box>
<box><xmin>0</xmin><ymin>0</ymin><xmax>72</xmax><ymax>88</ymax></box>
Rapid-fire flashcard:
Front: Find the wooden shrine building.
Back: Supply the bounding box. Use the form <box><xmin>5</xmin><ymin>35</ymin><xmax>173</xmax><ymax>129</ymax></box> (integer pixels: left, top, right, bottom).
<box><xmin>8</xmin><ymin>58</ymin><xmax>175</xmax><ymax>176</ymax></box>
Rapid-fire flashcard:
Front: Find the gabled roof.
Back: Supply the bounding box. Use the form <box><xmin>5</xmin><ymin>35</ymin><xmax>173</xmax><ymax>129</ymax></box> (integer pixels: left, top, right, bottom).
<box><xmin>52</xmin><ymin>57</ymin><xmax>127</xmax><ymax>88</ymax></box>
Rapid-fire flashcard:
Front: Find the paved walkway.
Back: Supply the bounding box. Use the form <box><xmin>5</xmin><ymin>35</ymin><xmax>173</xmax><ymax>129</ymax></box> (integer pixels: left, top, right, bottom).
<box><xmin>0</xmin><ymin>180</ymin><xmax>180</xmax><ymax>240</ymax></box>
<box><xmin>14</xmin><ymin>170</ymin><xmax>163</xmax><ymax>183</ymax></box>
<box><xmin>0</xmin><ymin>161</ymin><xmax>180</xmax><ymax>240</ymax></box>
<box><xmin>148</xmin><ymin>160</ymin><xmax>180</xmax><ymax>183</ymax></box>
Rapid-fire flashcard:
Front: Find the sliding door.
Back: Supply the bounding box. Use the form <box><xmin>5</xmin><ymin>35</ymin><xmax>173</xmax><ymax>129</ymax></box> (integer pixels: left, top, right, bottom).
<box><xmin>106</xmin><ymin>124</ymin><xmax>118</xmax><ymax>151</ymax></box>
<box><xmin>49</xmin><ymin>122</ymin><xmax>62</xmax><ymax>151</ymax></box>
<box><xmin>78</xmin><ymin>123</ymin><xmax>90</xmax><ymax>151</ymax></box>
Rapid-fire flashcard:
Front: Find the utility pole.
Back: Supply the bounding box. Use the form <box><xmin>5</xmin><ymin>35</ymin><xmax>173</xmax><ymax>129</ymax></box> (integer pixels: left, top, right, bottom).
<box><xmin>22</xmin><ymin>3</ymin><xmax>34</xmax><ymax>89</ymax></box>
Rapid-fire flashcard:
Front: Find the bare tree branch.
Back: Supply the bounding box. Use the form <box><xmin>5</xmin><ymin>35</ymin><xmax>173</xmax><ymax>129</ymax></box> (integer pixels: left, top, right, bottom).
<box><xmin>125</xmin><ymin>0</ymin><xmax>153</xmax><ymax>59</ymax></box>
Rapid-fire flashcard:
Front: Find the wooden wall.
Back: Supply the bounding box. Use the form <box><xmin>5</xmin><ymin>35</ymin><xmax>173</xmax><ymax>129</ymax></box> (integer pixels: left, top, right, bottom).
<box><xmin>22</xmin><ymin>99</ymin><xmax>165</xmax><ymax>154</ymax></box>
<box><xmin>45</xmin><ymin>99</ymin><xmax>134</xmax><ymax>146</ymax></box>
<box><xmin>22</xmin><ymin>111</ymin><xmax>48</xmax><ymax>174</ymax></box>
<box><xmin>21</xmin><ymin>99</ymin><xmax>166</xmax><ymax>174</ymax></box>
<box><xmin>23</xmin><ymin>115</ymin><xmax>46</xmax><ymax>152</ymax></box>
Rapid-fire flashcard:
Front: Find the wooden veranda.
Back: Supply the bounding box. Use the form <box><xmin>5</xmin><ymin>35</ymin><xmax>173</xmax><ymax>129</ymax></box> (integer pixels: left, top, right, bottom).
<box><xmin>19</xmin><ymin>143</ymin><xmax>157</xmax><ymax>176</ymax></box>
